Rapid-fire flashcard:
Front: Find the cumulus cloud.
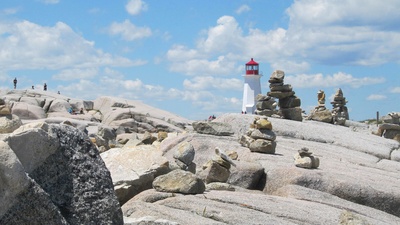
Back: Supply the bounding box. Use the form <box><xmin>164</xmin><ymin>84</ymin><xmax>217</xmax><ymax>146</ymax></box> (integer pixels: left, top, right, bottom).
<box><xmin>183</xmin><ymin>76</ymin><xmax>242</xmax><ymax>91</ymax></box>
<box><xmin>390</xmin><ymin>87</ymin><xmax>400</xmax><ymax>93</ymax></box>
<box><xmin>53</xmin><ymin>68</ymin><xmax>99</xmax><ymax>81</ymax></box>
<box><xmin>108</xmin><ymin>19</ymin><xmax>152</xmax><ymax>41</ymax></box>
<box><xmin>126</xmin><ymin>0</ymin><xmax>148</xmax><ymax>15</ymax></box>
<box><xmin>366</xmin><ymin>94</ymin><xmax>387</xmax><ymax>100</ymax></box>
<box><xmin>0</xmin><ymin>20</ymin><xmax>136</xmax><ymax>71</ymax></box>
<box><xmin>285</xmin><ymin>72</ymin><xmax>385</xmax><ymax>88</ymax></box>
<box><xmin>236</xmin><ymin>5</ymin><xmax>251</xmax><ymax>14</ymax></box>
<box><xmin>167</xmin><ymin>0</ymin><xmax>400</xmax><ymax>80</ymax></box>
<box><xmin>39</xmin><ymin>0</ymin><xmax>60</xmax><ymax>4</ymax></box>
<box><xmin>169</xmin><ymin>55</ymin><xmax>239</xmax><ymax>76</ymax></box>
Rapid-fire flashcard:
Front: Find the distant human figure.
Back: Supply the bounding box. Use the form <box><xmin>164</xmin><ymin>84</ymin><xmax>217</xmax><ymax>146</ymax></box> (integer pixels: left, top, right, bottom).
<box><xmin>80</xmin><ymin>108</ymin><xmax>84</xmax><ymax>114</ymax></box>
<box><xmin>43</xmin><ymin>83</ymin><xmax>47</xmax><ymax>91</ymax></box>
<box><xmin>13</xmin><ymin>78</ymin><xmax>17</xmax><ymax>89</ymax></box>
<box><xmin>57</xmin><ymin>91</ymin><xmax>60</xmax><ymax>94</ymax></box>
<box><xmin>32</xmin><ymin>85</ymin><xmax>34</xmax><ymax>89</ymax></box>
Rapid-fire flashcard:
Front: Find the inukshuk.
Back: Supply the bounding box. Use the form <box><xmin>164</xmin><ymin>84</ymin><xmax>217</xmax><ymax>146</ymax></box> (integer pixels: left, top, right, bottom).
<box><xmin>239</xmin><ymin>116</ymin><xmax>276</xmax><ymax>154</ymax></box>
<box><xmin>331</xmin><ymin>88</ymin><xmax>349</xmax><ymax>125</ymax></box>
<box><xmin>267</xmin><ymin>70</ymin><xmax>302</xmax><ymax>121</ymax></box>
<box><xmin>307</xmin><ymin>90</ymin><xmax>333</xmax><ymax>123</ymax></box>
<box><xmin>254</xmin><ymin>94</ymin><xmax>278</xmax><ymax>116</ymax></box>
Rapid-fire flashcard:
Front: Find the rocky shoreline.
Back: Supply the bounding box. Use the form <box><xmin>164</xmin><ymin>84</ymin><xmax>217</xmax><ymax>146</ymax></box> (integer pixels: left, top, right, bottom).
<box><xmin>1</xmin><ymin>89</ymin><xmax>400</xmax><ymax>224</ymax></box>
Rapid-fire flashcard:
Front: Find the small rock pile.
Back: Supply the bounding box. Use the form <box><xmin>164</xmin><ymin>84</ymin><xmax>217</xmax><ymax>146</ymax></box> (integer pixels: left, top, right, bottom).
<box><xmin>254</xmin><ymin>94</ymin><xmax>278</xmax><ymax>116</ymax></box>
<box><xmin>172</xmin><ymin>141</ymin><xmax>196</xmax><ymax>173</ymax></box>
<box><xmin>267</xmin><ymin>70</ymin><xmax>302</xmax><ymax>121</ymax></box>
<box><xmin>240</xmin><ymin>116</ymin><xmax>277</xmax><ymax>154</ymax></box>
<box><xmin>0</xmin><ymin>98</ymin><xmax>22</xmax><ymax>133</ymax></box>
<box><xmin>307</xmin><ymin>90</ymin><xmax>333</xmax><ymax>123</ymax></box>
<box><xmin>198</xmin><ymin>147</ymin><xmax>236</xmax><ymax>184</ymax></box>
<box><xmin>294</xmin><ymin>147</ymin><xmax>320</xmax><ymax>169</ymax></box>
<box><xmin>331</xmin><ymin>88</ymin><xmax>349</xmax><ymax>125</ymax></box>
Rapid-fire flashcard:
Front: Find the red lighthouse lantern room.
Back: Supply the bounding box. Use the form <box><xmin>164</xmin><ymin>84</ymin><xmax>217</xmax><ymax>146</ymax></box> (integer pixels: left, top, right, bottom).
<box><xmin>245</xmin><ymin>58</ymin><xmax>259</xmax><ymax>75</ymax></box>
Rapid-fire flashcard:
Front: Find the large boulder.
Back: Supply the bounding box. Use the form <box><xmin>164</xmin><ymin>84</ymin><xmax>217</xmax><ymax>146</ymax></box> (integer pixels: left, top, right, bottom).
<box><xmin>11</xmin><ymin>102</ymin><xmax>46</xmax><ymax>120</ymax></box>
<box><xmin>0</xmin><ymin>114</ymin><xmax>22</xmax><ymax>134</ymax></box>
<box><xmin>101</xmin><ymin>144</ymin><xmax>170</xmax><ymax>205</ymax></box>
<box><xmin>227</xmin><ymin>161</ymin><xmax>265</xmax><ymax>189</ymax></box>
<box><xmin>6</xmin><ymin>123</ymin><xmax>123</xmax><ymax>224</ymax></box>
<box><xmin>0</xmin><ymin>141</ymin><xmax>69</xmax><ymax>225</ymax></box>
<box><xmin>152</xmin><ymin>169</ymin><xmax>205</xmax><ymax>194</ymax></box>
<box><xmin>192</xmin><ymin>121</ymin><xmax>234</xmax><ymax>136</ymax></box>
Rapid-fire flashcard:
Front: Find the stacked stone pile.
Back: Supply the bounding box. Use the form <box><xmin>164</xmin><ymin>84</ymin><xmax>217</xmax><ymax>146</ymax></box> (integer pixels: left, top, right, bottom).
<box><xmin>240</xmin><ymin>116</ymin><xmax>277</xmax><ymax>154</ymax></box>
<box><xmin>254</xmin><ymin>94</ymin><xmax>278</xmax><ymax>116</ymax></box>
<box><xmin>331</xmin><ymin>88</ymin><xmax>349</xmax><ymax>125</ymax></box>
<box><xmin>198</xmin><ymin>147</ymin><xmax>236</xmax><ymax>184</ymax></box>
<box><xmin>267</xmin><ymin>70</ymin><xmax>302</xmax><ymax>121</ymax></box>
<box><xmin>293</xmin><ymin>147</ymin><xmax>320</xmax><ymax>169</ymax></box>
<box><xmin>171</xmin><ymin>141</ymin><xmax>196</xmax><ymax>173</ymax></box>
<box><xmin>307</xmin><ymin>90</ymin><xmax>333</xmax><ymax>123</ymax></box>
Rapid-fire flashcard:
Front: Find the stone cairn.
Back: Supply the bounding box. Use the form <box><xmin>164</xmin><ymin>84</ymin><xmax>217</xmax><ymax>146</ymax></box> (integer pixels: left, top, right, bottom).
<box><xmin>240</xmin><ymin>116</ymin><xmax>277</xmax><ymax>154</ymax></box>
<box><xmin>172</xmin><ymin>141</ymin><xmax>196</xmax><ymax>173</ymax></box>
<box><xmin>307</xmin><ymin>90</ymin><xmax>333</xmax><ymax>123</ymax></box>
<box><xmin>267</xmin><ymin>70</ymin><xmax>302</xmax><ymax>121</ymax></box>
<box><xmin>254</xmin><ymin>94</ymin><xmax>278</xmax><ymax>116</ymax></box>
<box><xmin>293</xmin><ymin>147</ymin><xmax>320</xmax><ymax>169</ymax></box>
<box><xmin>331</xmin><ymin>88</ymin><xmax>349</xmax><ymax>125</ymax></box>
<box><xmin>198</xmin><ymin>147</ymin><xmax>236</xmax><ymax>184</ymax></box>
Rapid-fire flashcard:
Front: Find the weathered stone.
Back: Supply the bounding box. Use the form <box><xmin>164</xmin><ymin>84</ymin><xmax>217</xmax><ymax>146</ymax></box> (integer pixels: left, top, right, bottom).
<box><xmin>158</xmin><ymin>131</ymin><xmax>168</xmax><ymax>141</ymax></box>
<box><xmin>101</xmin><ymin>145</ymin><xmax>170</xmax><ymax>205</ymax></box>
<box><xmin>270</xmin><ymin>84</ymin><xmax>292</xmax><ymax>92</ymax></box>
<box><xmin>12</xmin><ymin>102</ymin><xmax>46</xmax><ymax>120</ymax></box>
<box><xmin>228</xmin><ymin>161</ymin><xmax>265</xmax><ymax>189</ymax></box>
<box><xmin>239</xmin><ymin>134</ymin><xmax>254</xmax><ymax>148</ymax></box>
<box><xmin>280</xmin><ymin>107</ymin><xmax>303</xmax><ymax>121</ymax></box>
<box><xmin>269</xmin><ymin>70</ymin><xmax>285</xmax><ymax>82</ymax></box>
<box><xmin>173</xmin><ymin>141</ymin><xmax>195</xmax><ymax>165</ymax></box>
<box><xmin>294</xmin><ymin>153</ymin><xmax>320</xmax><ymax>169</ymax></box>
<box><xmin>0</xmin><ymin>114</ymin><xmax>23</xmax><ymax>134</ymax></box>
<box><xmin>153</xmin><ymin>169</ymin><xmax>205</xmax><ymax>194</ymax></box>
<box><xmin>199</xmin><ymin>160</ymin><xmax>230</xmax><ymax>184</ymax></box>
<box><xmin>249</xmin><ymin>128</ymin><xmax>276</xmax><ymax>141</ymax></box>
<box><xmin>255</xmin><ymin>94</ymin><xmax>272</xmax><ymax>102</ymax></box>
<box><xmin>256</xmin><ymin>99</ymin><xmax>277</xmax><ymax>110</ymax></box>
<box><xmin>192</xmin><ymin>121</ymin><xmax>234</xmax><ymax>136</ymax></box>
<box><xmin>253</xmin><ymin>117</ymin><xmax>273</xmax><ymax>130</ymax></box>
<box><xmin>255</xmin><ymin>109</ymin><xmax>277</xmax><ymax>116</ymax></box>
<box><xmin>268</xmin><ymin>91</ymin><xmax>295</xmax><ymax>99</ymax></box>
<box><xmin>279</xmin><ymin>96</ymin><xmax>301</xmax><ymax>109</ymax></box>
<box><xmin>249</xmin><ymin>139</ymin><xmax>276</xmax><ymax>154</ymax></box>
<box><xmin>309</xmin><ymin>109</ymin><xmax>333</xmax><ymax>123</ymax></box>
<box><xmin>7</xmin><ymin>124</ymin><xmax>123</xmax><ymax>224</ymax></box>
<box><xmin>142</xmin><ymin>131</ymin><xmax>157</xmax><ymax>144</ymax></box>
<box><xmin>0</xmin><ymin>105</ymin><xmax>11</xmax><ymax>115</ymax></box>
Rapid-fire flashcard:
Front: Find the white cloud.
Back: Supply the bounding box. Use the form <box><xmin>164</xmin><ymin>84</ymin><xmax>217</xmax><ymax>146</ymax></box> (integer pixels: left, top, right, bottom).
<box><xmin>108</xmin><ymin>19</ymin><xmax>152</xmax><ymax>41</ymax></box>
<box><xmin>169</xmin><ymin>55</ymin><xmax>239</xmax><ymax>76</ymax></box>
<box><xmin>183</xmin><ymin>76</ymin><xmax>242</xmax><ymax>91</ymax></box>
<box><xmin>285</xmin><ymin>72</ymin><xmax>385</xmax><ymax>88</ymax></box>
<box><xmin>1</xmin><ymin>8</ymin><xmax>19</xmax><ymax>15</ymax></box>
<box><xmin>366</xmin><ymin>94</ymin><xmax>387</xmax><ymax>100</ymax></box>
<box><xmin>0</xmin><ymin>20</ymin><xmax>136</xmax><ymax>71</ymax></box>
<box><xmin>390</xmin><ymin>87</ymin><xmax>400</xmax><ymax>93</ymax></box>
<box><xmin>39</xmin><ymin>0</ymin><xmax>60</xmax><ymax>4</ymax></box>
<box><xmin>53</xmin><ymin>68</ymin><xmax>98</xmax><ymax>81</ymax></box>
<box><xmin>236</xmin><ymin>5</ymin><xmax>251</xmax><ymax>14</ymax></box>
<box><xmin>126</xmin><ymin>0</ymin><xmax>148</xmax><ymax>15</ymax></box>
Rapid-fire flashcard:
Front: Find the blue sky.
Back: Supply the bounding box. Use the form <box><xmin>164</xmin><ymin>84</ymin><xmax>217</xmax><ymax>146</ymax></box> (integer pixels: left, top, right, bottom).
<box><xmin>0</xmin><ymin>0</ymin><xmax>399</xmax><ymax>121</ymax></box>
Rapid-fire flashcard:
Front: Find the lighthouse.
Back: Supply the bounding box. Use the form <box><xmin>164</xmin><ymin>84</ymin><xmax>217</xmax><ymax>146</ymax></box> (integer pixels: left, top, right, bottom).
<box><xmin>242</xmin><ymin>58</ymin><xmax>262</xmax><ymax>114</ymax></box>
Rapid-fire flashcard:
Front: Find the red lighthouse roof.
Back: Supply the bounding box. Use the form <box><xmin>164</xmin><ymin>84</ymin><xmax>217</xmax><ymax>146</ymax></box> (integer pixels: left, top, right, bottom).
<box><xmin>245</xmin><ymin>58</ymin><xmax>259</xmax><ymax>75</ymax></box>
<box><xmin>246</xmin><ymin>58</ymin><xmax>258</xmax><ymax>65</ymax></box>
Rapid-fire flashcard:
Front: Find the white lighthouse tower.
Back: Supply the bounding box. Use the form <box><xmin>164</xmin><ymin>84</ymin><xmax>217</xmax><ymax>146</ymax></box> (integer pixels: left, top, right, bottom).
<box><xmin>242</xmin><ymin>58</ymin><xmax>262</xmax><ymax>114</ymax></box>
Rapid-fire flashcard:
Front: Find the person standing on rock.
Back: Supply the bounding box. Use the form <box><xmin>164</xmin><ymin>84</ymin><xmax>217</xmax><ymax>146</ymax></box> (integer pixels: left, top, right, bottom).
<box><xmin>13</xmin><ymin>78</ymin><xmax>17</xmax><ymax>89</ymax></box>
<box><xmin>43</xmin><ymin>83</ymin><xmax>47</xmax><ymax>91</ymax></box>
